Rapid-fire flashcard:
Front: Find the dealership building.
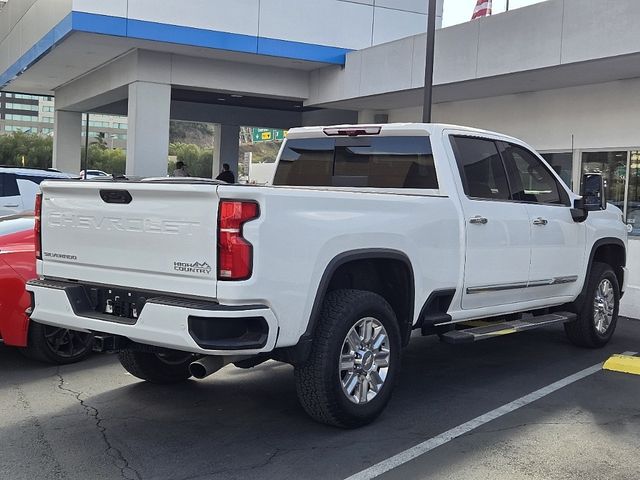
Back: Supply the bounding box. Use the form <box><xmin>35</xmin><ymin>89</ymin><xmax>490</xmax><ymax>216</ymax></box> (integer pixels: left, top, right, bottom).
<box><xmin>0</xmin><ymin>0</ymin><xmax>639</xmax><ymax>314</ymax></box>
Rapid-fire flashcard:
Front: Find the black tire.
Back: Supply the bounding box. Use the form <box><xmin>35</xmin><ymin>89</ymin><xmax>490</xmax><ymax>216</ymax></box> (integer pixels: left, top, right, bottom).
<box><xmin>21</xmin><ymin>321</ymin><xmax>94</xmax><ymax>365</ymax></box>
<box><xmin>118</xmin><ymin>349</ymin><xmax>194</xmax><ymax>384</ymax></box>
<box><xmin>565</xmin><ymin>262</ymin><xmax>620</xmax><ymax>348</ymax></box>
<box><xmin>294</xmin><ymin>289</ymin><xmax>401</xmax><ymax>428</ymax></box>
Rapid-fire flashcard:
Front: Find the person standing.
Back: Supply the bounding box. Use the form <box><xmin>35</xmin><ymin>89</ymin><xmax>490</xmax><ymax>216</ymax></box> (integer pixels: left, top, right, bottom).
<box><xmin>216</xmin><ymin>163</ymin><xmax>235</xmax><ymax>183</ymax></box>
<box><xmin>173</xmin><ymin>161</ymin><xmax>189</xmax><ymax>177</ymax></box>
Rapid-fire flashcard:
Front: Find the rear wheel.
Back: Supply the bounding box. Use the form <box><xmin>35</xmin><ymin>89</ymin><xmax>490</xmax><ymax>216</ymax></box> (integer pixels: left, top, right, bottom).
<box><xmin>21</xmin><ymin>321</ymin><xmax>94</xmax><ymax>364</ymax></box>
<box><xmin>565</xmin><ymin>262</ymin><xmax>620</xmax><ymax>348</ymax></box>
<box><xmin>118</xmin><ymin>349</ymin><xmax>194</xmax><ymax>383</ymax></box>
<box><xmin>294</xmin><ymin>289</ymin><xmax>401</xmax><ymax>428</ymax></box>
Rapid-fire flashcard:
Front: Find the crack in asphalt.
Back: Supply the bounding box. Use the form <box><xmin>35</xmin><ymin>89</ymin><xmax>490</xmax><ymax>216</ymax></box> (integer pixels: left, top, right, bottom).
<box><xmin>174</xmin><ymin>435</ymin><xmax>415</xmax><ymax>480</ymax></box>
<box><xmin>175</xmin><ymin>448</ymin><xmax>283</xmax><ymax>480</ymax></box>
<box><xmin>55</xmin><ymin>370</ymin><xmax>142</xmax><ymax>480</ymax></box>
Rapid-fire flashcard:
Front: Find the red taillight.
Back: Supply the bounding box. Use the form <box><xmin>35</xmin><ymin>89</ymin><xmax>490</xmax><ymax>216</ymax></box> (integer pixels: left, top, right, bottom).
<box><xmin>217</xmin><ymin>200</ymin><xmax>259</xmax><ymax>280</ymax></box>
<box><xmin>34</xmin><ymin>193</ymin><xmax>42</xmax><ymax>260</ymax></box>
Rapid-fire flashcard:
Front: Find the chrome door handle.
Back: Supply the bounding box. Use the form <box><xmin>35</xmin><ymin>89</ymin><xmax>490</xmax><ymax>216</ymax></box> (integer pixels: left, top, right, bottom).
<box><xmin>469</xmin><ymin>216</ymin><xmax>488</xmax><ymax>225</ymax></box>
<box><xmin>533</xmin><ymin>217</ymin><xmax>548</xmax><ymax>226</ymax></box>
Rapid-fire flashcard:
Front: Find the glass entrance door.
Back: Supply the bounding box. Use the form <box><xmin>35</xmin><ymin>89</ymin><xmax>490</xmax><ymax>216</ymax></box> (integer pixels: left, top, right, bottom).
<box><xmin>627</xmin><ymin>151</ymin><xmax>640</xmax><ymax>236</ymax></box>
<box><xmin>581</xmin><ymin>150</ymin><xmax>628</xmax><ymax>214</ymax></box>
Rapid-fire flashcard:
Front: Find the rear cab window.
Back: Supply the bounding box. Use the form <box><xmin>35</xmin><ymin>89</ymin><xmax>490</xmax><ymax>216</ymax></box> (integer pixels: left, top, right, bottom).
<box><xmin>273</xmin><ymin>136</ymin><xmax>438</xmax><ymax>190</ymax></box>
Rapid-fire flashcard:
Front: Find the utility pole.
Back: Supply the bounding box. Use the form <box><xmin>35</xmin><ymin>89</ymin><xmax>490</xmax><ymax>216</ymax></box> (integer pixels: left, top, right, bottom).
<box><xmin>505</xmin><ymin>0</ymin><xmax>510</xmax><ymax>11</ymax></box>
<box><xmin>422</xmin><ymin>0</ymin><xmax>437</xmax><ymax>122</ymax></box>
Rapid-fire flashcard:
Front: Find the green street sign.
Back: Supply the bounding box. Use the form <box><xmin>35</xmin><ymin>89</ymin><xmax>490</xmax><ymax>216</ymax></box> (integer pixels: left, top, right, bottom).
<box><xmin>251</xmin><ymin>128</ymin><xmax>287</xmax><ymax>143</ymax></box>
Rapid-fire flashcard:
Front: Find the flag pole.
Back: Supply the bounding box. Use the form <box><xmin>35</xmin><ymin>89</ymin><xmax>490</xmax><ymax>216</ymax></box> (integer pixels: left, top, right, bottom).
<box><xmin>422</xmin><ymin>0</ymin><xmax>437</xmax><ymax>123</ymax></box>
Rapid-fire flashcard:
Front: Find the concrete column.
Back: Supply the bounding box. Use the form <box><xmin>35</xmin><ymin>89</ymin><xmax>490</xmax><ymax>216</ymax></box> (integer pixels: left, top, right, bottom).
<box><xmin>358</xmin><ymin>110</ymin><xmax>376</xmax><ymax>124</ymax></box>
<box><xmin>358</xmin><ymin>110</ymin><xmax>391</xmax><ymax>124</ymax></box>
<box><xmin>52</xmin><ymin>110</ymin><xmax>82</xmax><ymax>173</ymax></box>
<box><xmin>126</xmin><ymin>82</ymin><xmax>171</xmax><ymax>177</ymax></box>
<box><xmin>212</xmin><ymin>124</ymin><xmax>240</xmax><ymax>180</ymax></box>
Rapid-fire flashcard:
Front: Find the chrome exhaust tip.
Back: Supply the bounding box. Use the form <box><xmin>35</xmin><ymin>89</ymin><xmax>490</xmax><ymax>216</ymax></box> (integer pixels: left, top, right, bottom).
<box><xmin>189</xmin><ymin>356</ymin><xmax>225</xmax><ymax>379</ymax></box>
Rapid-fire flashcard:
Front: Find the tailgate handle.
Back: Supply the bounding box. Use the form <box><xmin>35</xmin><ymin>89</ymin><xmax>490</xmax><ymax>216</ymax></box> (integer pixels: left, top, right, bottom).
<box><xmin>100</xmin><ymin>190</ymin><xmax>132</xmax><ymax>204</ymax></box>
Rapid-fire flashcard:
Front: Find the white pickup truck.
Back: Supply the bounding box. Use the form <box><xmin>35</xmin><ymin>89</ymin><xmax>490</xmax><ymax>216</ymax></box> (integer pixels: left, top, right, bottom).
<box><xmin>27</xmin><ymin>123</ymin><xmax>628</xmax><ymax>428</ymax></box>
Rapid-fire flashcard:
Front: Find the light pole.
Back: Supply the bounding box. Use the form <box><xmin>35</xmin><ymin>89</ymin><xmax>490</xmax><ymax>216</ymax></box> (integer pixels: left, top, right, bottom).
<box><xmin>422</xmin><ymin>0</ymin><xmax>437</xmax><ymax>122</ymax></box>
<box><xmin>83</xmin><ymin>113</ymin><xmax>89</xmax><ymax>179</ymax></box>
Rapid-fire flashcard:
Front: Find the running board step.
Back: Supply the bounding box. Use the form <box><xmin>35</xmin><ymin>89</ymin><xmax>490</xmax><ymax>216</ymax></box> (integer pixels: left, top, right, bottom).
<box><xmin>440</xmin><ymin>312</ymin><xmax>577</xmax><ymax>344</ymax></box>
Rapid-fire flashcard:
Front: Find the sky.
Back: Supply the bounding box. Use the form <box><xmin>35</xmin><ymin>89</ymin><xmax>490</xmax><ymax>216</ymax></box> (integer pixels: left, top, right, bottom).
<box><xmin>442</xmin><ymin>0</ymin><xmax>546</xmax><ymax>27</ymax></box>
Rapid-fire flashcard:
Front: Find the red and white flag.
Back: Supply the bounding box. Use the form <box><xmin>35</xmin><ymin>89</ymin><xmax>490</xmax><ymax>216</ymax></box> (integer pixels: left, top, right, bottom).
<box><xmin>471</xmin><ymin>0</ymin><xmax>492</xmax><ymax>20</ymax></box>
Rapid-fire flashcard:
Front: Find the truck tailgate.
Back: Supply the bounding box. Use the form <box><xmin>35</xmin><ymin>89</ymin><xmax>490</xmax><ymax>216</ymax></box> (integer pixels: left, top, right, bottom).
<box><xmin>39</xmin><ymin>180</ymin><xmax>219</xmax><ymax>298</ymax></box>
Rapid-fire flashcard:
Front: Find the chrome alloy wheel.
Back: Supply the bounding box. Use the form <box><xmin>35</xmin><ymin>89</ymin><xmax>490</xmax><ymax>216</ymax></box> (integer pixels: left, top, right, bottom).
<box><xmin>593</xmin><ymin>278</ymin><xmax>615</xmax><ymax>334</ymax></box>
<box><xmin>339</xmin><ymin>317</ymin><xmax>391</xmax><ymax>405</ymax></box>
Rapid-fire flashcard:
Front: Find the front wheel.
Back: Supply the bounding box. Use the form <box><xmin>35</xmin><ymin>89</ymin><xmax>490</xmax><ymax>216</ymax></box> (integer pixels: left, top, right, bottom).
<box><xmin>294</xmin><ymin>289</ymin><xmax>401</xmax><ymax>428</ymax></box>
<box><xmin>565</xmin><ymin>262</ymin><xmax>620</xmax><ymax>348</ymax></box>
<box><xmin>118</xmin><ymin>349</ymin><xmax>195</xmax><ymax>384</ymax></box>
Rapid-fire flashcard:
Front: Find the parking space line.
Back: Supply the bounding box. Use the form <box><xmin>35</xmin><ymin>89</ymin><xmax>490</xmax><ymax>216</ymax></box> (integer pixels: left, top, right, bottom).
<box><xmin>604</xmin><ymin>353</ymin><xmax>640</xmax><ymax>376</ymax></box>
<box><xmin>345</xmin><ymin>351</ymin><xmax>638</xmax><ymax>480</ymax></box>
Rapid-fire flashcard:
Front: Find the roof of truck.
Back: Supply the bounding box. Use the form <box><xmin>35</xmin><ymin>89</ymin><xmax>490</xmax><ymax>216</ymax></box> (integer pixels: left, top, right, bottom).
<box><xmin>285</xmin><ymin>123</ymin><xmax>521</xmax><ymax>142</ymax></box>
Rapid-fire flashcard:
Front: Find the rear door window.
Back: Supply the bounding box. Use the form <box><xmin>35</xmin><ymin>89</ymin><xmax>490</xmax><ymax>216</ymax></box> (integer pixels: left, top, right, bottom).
<box><xmin>273</xmin><ymin>136</ymin><xmax>437</xmax><ymax>189</ymax></box>
<box><xmin>450</xmin><ymin>136</ymin><xmax>510</xmax><ymax>200</ymax></box>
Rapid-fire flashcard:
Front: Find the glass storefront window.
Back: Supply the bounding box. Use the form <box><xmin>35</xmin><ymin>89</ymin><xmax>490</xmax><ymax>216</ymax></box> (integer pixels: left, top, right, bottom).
<box><xmin>581</xmin><ymin>150</ymin><xmax>628</xmax><ymax>214</ymax></box>
<box><xmin>627</xmin><ymin>151</ymin><xmax>640</xmax><ymax>236</ymax></box>
<box><xmin>541</xmin><ymin>152</ymin><xmax>573</xmax><ymax>188</ymax></box>
<box><xmin>576</xmin><ymin>150</ymin><xmax>640</xmax><ymax>236</ymax></box>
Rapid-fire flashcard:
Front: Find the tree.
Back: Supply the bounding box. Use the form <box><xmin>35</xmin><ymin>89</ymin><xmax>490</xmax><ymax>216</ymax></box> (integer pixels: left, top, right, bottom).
<box><xmin>91</xmin><ymin>132</ymin><xmax>108</xmax><ymax>150</ymax></box>
<box><xmin>81</xmin><ymin>144</ymin><xmax>126</xmax><ymax>175</ymax></box>
<box><xmin>0</xmin><ymin>132</ymin><xmax>53</xmax><ymax>168</ymax></box>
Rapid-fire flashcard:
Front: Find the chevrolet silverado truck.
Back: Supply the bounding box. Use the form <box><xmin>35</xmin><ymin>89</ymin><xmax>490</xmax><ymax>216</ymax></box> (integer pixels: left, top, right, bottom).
<box><xmin>27</xmin><ymin>124</ymin><xmax>628</xmax><ymax>428</ymax></box>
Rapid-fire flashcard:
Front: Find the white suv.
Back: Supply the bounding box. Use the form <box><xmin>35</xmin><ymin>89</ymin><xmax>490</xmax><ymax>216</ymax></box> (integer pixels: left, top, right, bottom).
<box><xmin>0</xmin><ymin>167</ymin><xmax>71</xmax><ymax>217</ymax></box>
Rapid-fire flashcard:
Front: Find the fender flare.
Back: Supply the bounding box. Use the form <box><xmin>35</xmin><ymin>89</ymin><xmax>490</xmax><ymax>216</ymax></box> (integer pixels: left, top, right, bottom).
<box><xmin>302</xmin><ymin>248</ymin><xmax>416</xmax><ymax>342</ymax></box>
<box><xmin>576</xmin><ymin>237</ymin><xmax>626</xmax><ymax>304</ymax></box>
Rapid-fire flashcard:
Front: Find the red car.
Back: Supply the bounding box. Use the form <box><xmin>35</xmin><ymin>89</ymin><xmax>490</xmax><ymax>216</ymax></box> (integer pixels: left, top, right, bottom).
<box><xmin>0</xmin><ymin>215</ymin><xmax>93</xmax><ymax>363</ymax></box>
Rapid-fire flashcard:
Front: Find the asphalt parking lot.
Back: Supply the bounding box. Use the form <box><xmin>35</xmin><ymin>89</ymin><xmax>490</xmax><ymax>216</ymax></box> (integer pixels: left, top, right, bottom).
<box><xmin>1</xmin><ymin>318</ymin><xmax>639</xmax><ymax>480</ymax></box>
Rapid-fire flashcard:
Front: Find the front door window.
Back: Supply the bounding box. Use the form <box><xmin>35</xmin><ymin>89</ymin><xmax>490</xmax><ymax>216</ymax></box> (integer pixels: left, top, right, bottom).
<box><xmin>541</xmin><ymin>152</ymin><xmax>573</xmax><ymax>189</ymax></box>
